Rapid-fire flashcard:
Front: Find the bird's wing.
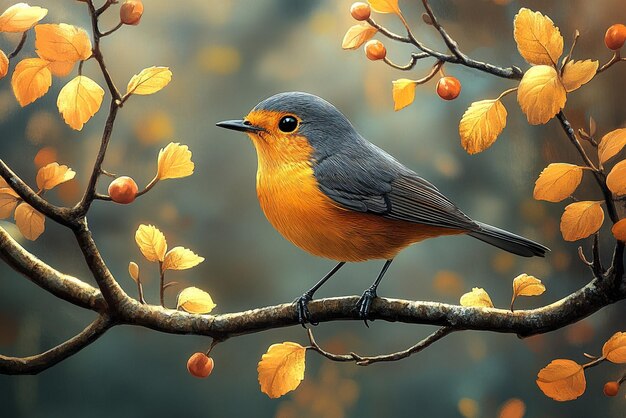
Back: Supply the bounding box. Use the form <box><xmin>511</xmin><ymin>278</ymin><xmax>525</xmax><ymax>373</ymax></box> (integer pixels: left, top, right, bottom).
<box><xmin>313</xmin><ymin>140</ymin><xmax>478</xmax><ymax>231</ymax></box>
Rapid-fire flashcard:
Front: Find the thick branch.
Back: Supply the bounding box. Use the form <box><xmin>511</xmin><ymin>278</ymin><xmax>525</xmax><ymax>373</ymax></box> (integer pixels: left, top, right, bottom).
<box><xmin>0</xmin><ymin>315</ymin><xmax>112</xmax><ymax>375</ymax></box>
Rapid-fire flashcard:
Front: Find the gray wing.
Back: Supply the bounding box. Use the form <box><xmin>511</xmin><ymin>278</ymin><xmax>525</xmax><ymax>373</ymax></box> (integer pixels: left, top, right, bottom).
<box><xmin>313</xmin><ymin>139</ymin><xmax>478</xmax><ymax>231</ymax></box>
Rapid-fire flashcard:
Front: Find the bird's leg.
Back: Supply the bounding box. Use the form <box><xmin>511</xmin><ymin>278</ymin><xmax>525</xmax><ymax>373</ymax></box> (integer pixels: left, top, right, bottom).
<box><xmin>356</xmin><ymin>259</ymin><xmax>394</xmax><ymax>326</ymax></box>
<box><xmin>295</xmin><ymin>262</ymin><xmax>346</xmax><ymax>326</ymax></box>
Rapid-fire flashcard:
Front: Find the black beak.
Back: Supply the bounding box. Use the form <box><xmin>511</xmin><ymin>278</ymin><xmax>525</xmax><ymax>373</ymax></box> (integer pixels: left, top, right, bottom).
<box><xmin>216</xmin><ymin>119</ymin><xmax>265</xmax><ymax>133</ymax></box>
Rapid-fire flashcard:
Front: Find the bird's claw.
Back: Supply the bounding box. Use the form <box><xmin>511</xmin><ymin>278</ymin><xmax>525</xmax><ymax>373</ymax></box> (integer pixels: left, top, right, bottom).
<box><xmin>294</xmin><ymin>293</ymin><xmax>317</xmax><ymax>327</ymax></box>
<box><xmin>355</xmin><ymin>287</ymin><xmax>377</xmax><ymax>327</ymax></box>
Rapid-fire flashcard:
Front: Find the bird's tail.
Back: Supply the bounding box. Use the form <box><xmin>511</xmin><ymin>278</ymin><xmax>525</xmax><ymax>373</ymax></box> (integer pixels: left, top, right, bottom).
<box><xmin>468</xmin><ymin>221</ymin><xmax>549</xmax><ymax>257</ymax></box>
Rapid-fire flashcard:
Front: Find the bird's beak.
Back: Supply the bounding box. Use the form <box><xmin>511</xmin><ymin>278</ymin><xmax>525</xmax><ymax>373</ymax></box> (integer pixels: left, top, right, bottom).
<box><xmin>216</xmin><ymin>119</ymin><xmax>265</xmax><ymax>133</ymax></box>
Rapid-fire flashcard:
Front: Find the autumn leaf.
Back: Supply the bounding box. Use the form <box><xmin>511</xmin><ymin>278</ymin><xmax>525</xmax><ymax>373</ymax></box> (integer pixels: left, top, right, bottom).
<box><xmin>0</xmin><ymin>189</ymin><xmax>19</xmax><ymax>219</ymax></box>
<box><xmin>11</xmin><ymin>57</ymin><xmax>52</xmax><ymax>106</ymax></box>
<box><xmin>342</xmin><ymin>23</ymin><xmax>377</xmax><ymax>50</ymax></box>
<box><xmin>0</xmin><ymin>3</ymin><xmax>47</xmax><ymax>33</ymax></box>
<box><xmin>560</xmin><ymin>60</ymin><xmax>598</xmax><ymax>92</ymax></box>
<box><xmin>57</xmin><ymin>76</ymin><xmax>104</xmax><ymax>130</ymax></box>
<box><xmin>498</xmin><ymin>398</ymin><xmax>526</xmax><ymax>418</ymax></box>
<box><xmin>35</xmin><ymin>23</ymin><xmax>92</xmax><ymax>63</ymax></box>
<box><xmin>0</xmin><ymin>50</ymin><xmax>8</xmax><ymax>80</ymax></box>
<box><xmin>606</xmin><ymin>160</ymin><xmax>626</xmax><ymax>195</ymax></box>
<box><xmin>391</xmin><ymin>79</ymin><xmax>417</xmax><ymax>111</ymax></box>
<box><xmin>533</xmin><ymin>163</ymin><xmax>583</xmax><ymax>202</ymax></box>
<box><xmin>511</xmin><ymin>273</ymin><xmax>545</xmax><ymax>310</ymax></box>
<box><xmin>126</xmin><ymin>66</ymin><xmax>172</xmax><ymax>96</ymax></box>
<box><xmin>368</xmin><ymin>0</ymin><xmax>401</xmax><ymax>15</ymax></box>
<box><xmin>36</xmin><ymin>162</ymin><xmax>75</xmax><ymax>190</ymax></box>
<box><xmin>513</xmin><ymin>8</ymin><xmax>563</xmax><ymax>66</ymax></box>
<box><xmin>460</xmin><ymin>287</ymin><xmax>494</xmax><ymax>308</ymax></box>
<box><xmin>612</xmin><ymin>219</ymin><xmax>626</xmax><ymax>242</ymax></box>
<box><xmin>258</xmin><ymin>342</ymin><xmax>306</xmax><ymax>398</ymax></box>
<box><xmin>14</xmin><ymin>202</ymin><xmax>45</xmax><ymax>240</ymax></box>
<box><xmin>602</xmin><ymin>332</ymin><xmax>626</xmax><ymax>363</ymax></box>
<box><xmin>560</xmin><ymin>201</ymin><xmax>604</xmax><ymax>241</ymax></box>
<box><xmin>48</xmin><ymin>60</ymin><xmax>75</xmax><ymax>77</ymax></box>
<box><xmin>176</xmin><ymin>287</ymin><xmax>216</xmax><ymax>314</ymax></box>
<box><xmin>598</xmin><ymin>128</ymin><xmax>626</xmax><ymax>164</ymax></box>
<box><xmin>156</xmin><ymin>142</ymin><xmax>194</xmax><ymax>180</ymax></box>
<box><xmin>459</xmin><ymin>99</ymin><xmax>507</xmax><ymax>154</ymax></box>
<box><xmin>517</xmin><ymin>65</ymin><xmax>566</xmax><ymax>125</ymax></box>
<box><xmin>128</xmin><ymin>261</ymin><xmax>139</xmax><ymax>283</ymax></box>
<box><xmin>135</xmin><ymin>224</ymin><xmax>167</xmax><ymax>262</ymax></box>
<box><xmin>162</xmin><ymin>246</ymin><xmax>205</xmax><ymax>271</ymax></box>
<box><xmin>536</xmin><ymin>359</ymin><xmax>586</xmax><ymax>401</ymax></box>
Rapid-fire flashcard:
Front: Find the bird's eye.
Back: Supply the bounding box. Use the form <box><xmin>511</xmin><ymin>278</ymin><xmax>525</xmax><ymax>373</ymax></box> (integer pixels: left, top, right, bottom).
<box><xmin>278</xmin><ymin>115</ymin><xmax>298</xmax><ymax>133</ymax></box>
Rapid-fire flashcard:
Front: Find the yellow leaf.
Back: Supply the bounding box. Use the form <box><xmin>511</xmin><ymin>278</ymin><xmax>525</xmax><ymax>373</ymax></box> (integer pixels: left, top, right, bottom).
<box><xmin>391</xmin><ymin>79</ymin><xmax>416</xmax><ymax>111</ymax></box>
<box><xmin>176</xmin><ymin>287</ymin><xmax>216</xmax><ymax>314</ymax></box>
<box><xmin>0</xmin><ymin>49</ymin><xmax>8</xmax><ymax>80</ymax></box>
<box><xmin>135</xmin><ymin>224</ymin><xmax>167</xmax><ymax>262</ymax></box>
<box><xmin>48</xmin><ymin>60</ymin><xmax>75</xmax><ymax>77</ymax></box>
<box><xmin>162</xmin><ymin>246</ymin><xmax>205</xmax><ymax>271</ymax></box>
<box><xmin>156</xmin><ymin>142</ymin><xmax>194</xmax><ymax>180</ymax></box>
<box><xmin>561</xmin><ymin>60</ymin><xmax>598</xmax><ymax>92</ymax></box>
<box><xmin>511</xmin><ymin>273</ymin><xmax>545</xmax><ymax>310</ymax></box>
<box><xmin>57</xmin><ymin>75</ymin><xmax>104</xmax><ymax>130</ymax></box>
<box><xmin>517</xmin><ymin>65</ymin><xmax>566</xmax><ymax>125</ymax></box>
<box><xmin>14</xmin><ymin>202</ymin><xmax>45</xmax><ymax>240</ymax></box>
<box><xmin>11</xmin><ymin>57</ymin><xmax>52</xmax><ymax>106</ymax></box>
<box><xmin>368</xmin><ymin>0</ymin><xmax>401</xmax><ymax>15</ymax></box>
<box><xmin>128</xmin><ymin>261</ymin><xmax>139</xmax><ymax>283</ymax></box>
<box><xmin>459</xmin><ymin>99</ymin><xmax>507</xmax><ymax>154</ymax></box>
<box><xmin>533</xmin><ymin>163</ymin><xmax>583</xmax><ymax>202</ymax></box>
<box><xmin>602</xmin><ymin>332</ymin><xmax>626</xmax><ymax>363</ymax></box>
<box><xmin>341</xmin><ymin>23</ymin><xmax>377</xmax><ymax>50</ymax></box>
<box><xmin>258</xmin><ymin>342</ymin><xmax>306</xmax><ymax>399</ymax></box>
<box><xmin>536</xmin><ymin>359</ymin><xmax>585</xmax><ymax>401</ymax></box>
<box><xmin>560</xmin><ymin>201</ymin><xmax>604</xmax><ymax>241</ymax></box>
<box><xmin>35</xmin><ymin>23</ymin><xmax>92</xmax><ymax>63</ymax></box>
<box><xmin>606</xmin><ymin>160</ymin><xmax>626</xmax><ymax>195</ymax></box>
<box><xmin>0</xmin><ymin>3</ymin><xmax>47</xmax><ymax>33</ymax></box>
<box><xmin>460</xmin><ymin>287</ymin><xmax>494</xmax><ymax>308</ymax></box>
<box><xmin>513</xmin><ymin>8</ymin><xmax>563</xmax><ymax>65</ymax></box>
<box><xmin>612</xmin><ymin>219</ymin><xmax>626</xmax><ymax>242</ymax></box>
<box><xmin>498</xmin><ymin>398</ymin><xmax>526</xmax><ymax>418</ymax></box>
<box><xmin>598</xmin><ymin>128</ymin><xmax>626</xmax><ymax>164</ymax></box>
<box><xmin>126</xmin><ymin>66</ymin><xmax>172</xmax><ymax>95</ymax></box>
<box><xmin>36</xmin><ymin>162</ymin><xmax>75</xmax><ymax>190</ymax></box>
<box><xmin>0</xmin><ymin>190</ymin><xmax>19</xmax><ymax>219</ymax></box>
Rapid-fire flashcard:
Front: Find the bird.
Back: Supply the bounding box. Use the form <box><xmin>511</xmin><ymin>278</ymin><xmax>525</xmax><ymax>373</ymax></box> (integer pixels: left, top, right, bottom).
<box><xmin>216</xmin><ymin>92</ymin><xmax>548</xmax><ymax>325</ymax></box>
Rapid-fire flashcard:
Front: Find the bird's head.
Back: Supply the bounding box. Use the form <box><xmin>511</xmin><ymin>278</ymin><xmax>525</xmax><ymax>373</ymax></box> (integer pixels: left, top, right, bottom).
<box><xmin>217</xmin><ymin>92</ymin><xmax>358</xmax><ymax>165</ymax></box>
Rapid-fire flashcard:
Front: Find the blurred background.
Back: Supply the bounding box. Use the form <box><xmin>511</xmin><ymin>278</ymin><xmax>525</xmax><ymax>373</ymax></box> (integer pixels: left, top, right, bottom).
<box><xmin>1</xmin><ymin>0</ymin><xmax>625</xmax><ymax>417</ymax></box>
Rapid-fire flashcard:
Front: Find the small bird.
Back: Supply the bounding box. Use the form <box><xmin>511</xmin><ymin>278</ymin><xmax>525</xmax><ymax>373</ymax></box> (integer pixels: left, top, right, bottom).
<box><xmin>217</xmin><ymin>92</ymin><xmax>548</xmax><ymax>324</ymax></box>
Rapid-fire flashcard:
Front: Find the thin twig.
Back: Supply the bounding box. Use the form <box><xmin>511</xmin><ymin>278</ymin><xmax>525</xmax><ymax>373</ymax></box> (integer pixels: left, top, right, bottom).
<box><xmin>421</xmin><ymin>0</ymin><xmax>463</xmax><ymax>60</ymax></box>
<box><xmin>383</xmin><ymin>52</ymin><xmax>430</xmax><ymax>71</ymax></box>
<box><xmin>101</xmin><ymin>21</ymin><xmax>123</xmax><ymax>37</ymax></box>
<box><xmin>7</xmin><ymin>32</ymin><xmax>27</xmax><ymax>60</ymax></box>
<box><xmin>597</xmin><ymin>51</ymin><xmax>625</xmax><ymax>73</ymax></box>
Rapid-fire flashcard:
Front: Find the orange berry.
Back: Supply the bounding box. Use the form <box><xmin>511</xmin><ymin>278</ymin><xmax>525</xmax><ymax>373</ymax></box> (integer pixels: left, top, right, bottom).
<box><xmin>603</xmin><ymin>381</ymin><xmax>620</xmax><ymax>397</ymax></box>
<box><xmin>120</xmin><ymin>0</ymin><xmax>143</xmax><ymax>26</ymax></box>
<box><xmin>187</xmin><ymin>353</ymin><xmax>214</xmax><ymax>378</ymax></box>
<box><xmin>364</xmin><ymin>40</ymin><xmax>386</xmax><ymax>61</ymax></box>
<box><xmin>605</xmin><ymin>24</ymin><xmax>626</xmax><ymax>50</ymax></box>
<box><xmin>436</xmin><ymin>76</ymin><xmax>461</xmax><ymax>100</ymax></box>
<box><xmin>108</xmin><ymin>176</ymin><xmax>138</xmax><ymax>204</ymax></box>
<box><xmin>350</xmin><ymin>2</ymin><xmax>371</xmax><ymax>21</ymax></box>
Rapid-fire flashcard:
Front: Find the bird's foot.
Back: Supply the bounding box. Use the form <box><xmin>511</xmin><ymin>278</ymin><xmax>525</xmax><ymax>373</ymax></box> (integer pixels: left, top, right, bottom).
<box><xmin>293</xmin><ymin>293</ymin><xmax>317</xmax><ymax>327</ymax></box>
<box><xmin>355</xmin><ymin>287</ymin><xmax>378</xmax><ymax>327</ymax></box>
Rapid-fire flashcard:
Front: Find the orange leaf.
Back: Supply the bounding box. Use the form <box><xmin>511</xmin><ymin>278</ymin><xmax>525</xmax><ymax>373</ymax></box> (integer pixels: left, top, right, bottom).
<box><xmin>258</xmin><ymin>342</ymin><xmax>306</xmax><ymax>398</ymax></box>
<box><xmin>561</xmin><ymin>59</ymin><xmax>598</xmax><ymax>92</ymax></box>
<box><xmin>612</xmin><ymin>219</ymin><xmax>626</xmax><ymax>242</ymax></box>
<box><xmin>459</xmin><ymin>99</ymin><xmax>507</xmax><ymax>154</ymax></box>
<box><xmin>511</xmin><ymin>273</ymin><xmax>545</xmax><ymax>310</ymax></box>
<box><xmin>606</xmin><ymin>160</ymin><xmax>626</xmax><ymax>195</ymax></box>
<box><xmin>602</xmin><ymin>332</ymin><xmax>626</xmax><ymax>363</ymax></box>
<box><xmin>498</xmin><ymin>398</ymin><xmax>526</xmax><ymax>418</ymax></box>
<box><xmin>533</xmin><ymin>163</ymin><xmax>583</xmax><ymax>202</ymax></box>
<box><xmin>36</xmin><ymin>162</ymin><xmax>75</xmax><ymax>190</ymax></box>
<box><xmin>341</xmin><ymin>23</ymin><xmax>377</xmax><ymax>50</ymax></box>
<box><xmin>0</xmin><ymin>49</ymin><xmax>8</xmax><ymax>80</ymax></box>
<box><xmin>517</xmin><ymin>65</ymin><xmax>566</xmax><ymax>125</ymax></box>
<box><xmin>460</xmin><ymin>287</ymin><xmax>493</xmax><ymax>308</ymax></box>
<box><xmin>391</xmin><ymin>79</ymin><xmax>417</xmax><ymax>111</ymax></box>
<box><xmin>0</xmin><ymin>189</ymin><xmax>19</xmax><ymax>219</ymax></box>
<box><xmin>536</xmin><ymin>359</ymin><xmax>586</xmax><ymax>401</ymax></box>
<box><xmin>598</xmin><ymin>128</ymin><xmax>626</xmax><ymax>164</ymax></box>
<box><xmin>560</xmin><ymin>201</ymin><xmax>604</xmax><ymax>241</ymax></box>
<box><xmin>57</xmin><ymin>75</ymin><xmax>104</xmax><ymax>130</ymax></box>
<box><xmin>513</xmin><ymin>8</ymin><xmax>563</xmax><ymax>65</ymax></box>
<box><xmin>368</xmin><ymin>0</ymin><xmax>401</xmax><ymax>15</ymax></box>
<box><xmin>0</xmin><ymin>3</ymin><xmax>47</xmax><ymax>33</ymax></box>
<box><xmin>14</xmin><ymin>202</ymin><xmax>45</xmax><ymax>240</ymax></box>
<box><xmin>11</xmin><ymin>57</ymin><xmax>52</xmax><ymax>106</ymax></box>
<box><xmin>35</xmin><ymin>23</ymin><xmax>91</xmax><ymax>63</ymax></box>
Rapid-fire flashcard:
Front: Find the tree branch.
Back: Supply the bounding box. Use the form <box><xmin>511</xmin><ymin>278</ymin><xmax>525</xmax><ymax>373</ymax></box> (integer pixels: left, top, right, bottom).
<box><xmin>7</xmin><ymin>31</ymin><xmax>27</xmax><ymax>60</ymax></box>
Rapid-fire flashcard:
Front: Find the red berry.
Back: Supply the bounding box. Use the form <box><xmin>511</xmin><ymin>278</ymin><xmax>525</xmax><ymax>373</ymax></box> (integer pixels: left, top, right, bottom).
<box><xmin>436</xmin><ymin>76</ymin><xmax>462</xmax><ymax>100</ymax></box>
<box><xmin>603</xmin><ymin>381</ymin><xmax>620</xmax><ymax>397</ymax></box>
<box><xmin>120</xmin><ymin>0</ymin><xmax>143</xmax><ymax>26</ymax></box>
<box><xmin>187</xmin><ymin>353</ymin><xmax>214</xmax><ymax>378</ymax></box>
<box><xmin>364</xmin><ymin>40</ymin><xmax>386</xmax><ymax>61</ymax></box>
<box><xmin>605</xmin><ymin>24</ymin><xmax>626</xmax><ymax>50</ymax></box>
<box><xmin>108</xmin><ymin>176</ymin><xmax>138</xmax><ymax>204</ymax></box>
<box><xmin>350</xmin><ymin>2</ymin><xmax>371</xmax><ymax>21</ymax></box>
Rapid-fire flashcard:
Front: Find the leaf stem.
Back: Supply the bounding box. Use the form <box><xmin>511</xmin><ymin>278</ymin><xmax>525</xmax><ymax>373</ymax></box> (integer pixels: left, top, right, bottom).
<box><xmin>7</xmin><ymin>32</ymin><xmax>27</xmax><ymax>60</ymax></box>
